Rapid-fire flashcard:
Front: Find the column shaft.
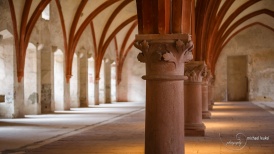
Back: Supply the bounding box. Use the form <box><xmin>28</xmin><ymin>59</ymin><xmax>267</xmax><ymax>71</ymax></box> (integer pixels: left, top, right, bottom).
<box><xmin>202</xmin><ymin>81</ymin><xmax>211</xmax><ymax>119</ymax></box>
<box><xmin>146</xmin><ymin>80</ymin><xmax>184</xmax><ymax>153</ymax></box>
<box><xmin>80</xmin><ymin>53</ymin><xmax>88</xmax><ymax>107</ymax></box>
<box><xmin>208</xmin><ymin>83</ymin><xmax>213</xmax><ymax>110</ymax></box>
<box><xmin>94</xmin><ymin>79</ymin><xmax>100</xmax><ymax>105</ymax></box>
<box><xmin>104</xmin><ymin>60</ymin><xmax>111</xmax><ymax>103</ymax></box>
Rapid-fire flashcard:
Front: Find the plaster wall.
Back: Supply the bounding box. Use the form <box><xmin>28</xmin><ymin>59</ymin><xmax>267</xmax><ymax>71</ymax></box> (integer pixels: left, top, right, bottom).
<box><xmin>54</xmin><ymin>51</ymin><xmax>65</xmax><ymax>110</ymax></box>
<box><xmin>0</xmin><ymin>39</ymin><xmax>15</xmax><ymax>118</ymax></box>
<box><xmin>215</xmin><ymin>25</ymin><xmax>274</xmax><ymax>102</ymax></box>
<box><xmin>99</xmin><ymin>62</ymin><xmax>105</xmax><ymax>103</ymax></box>
<box><xmin>24</xmin><ymin>44</ymin><xmax>41</xmax><ymax>115</ymax></box>
<box><xmin>70</xmin><ymin>55</ymin><xmax>79</xmax><ymax>108</ymax></box>
<box><xmin>111</xmin><ymin>63</ymin><xmax>116</xmax><ymax>101</ymax></box>
<box><xmin>87</xmin><ymin>58</ymin><xmax>105</xmax><ymax>105</ymax></box>
<box><xmin>0</xmin><ymin>0</ymin><xmax>13</xmax><ymax>33</ymax></box>
<box><xmin>117</xmin><ymin>48</ymin><xmax>145</xmax><ymax>102</ymax></box>
<box><xmin>88</xmin><ymin>58</ymin><xmax>95</xmax><ymax>105</ymax></box>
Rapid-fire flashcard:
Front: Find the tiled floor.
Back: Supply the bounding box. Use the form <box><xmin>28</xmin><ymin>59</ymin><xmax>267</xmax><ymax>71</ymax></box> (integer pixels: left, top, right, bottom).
<box><xmin>1</xmin><ymin>101</ymin><xmax>274</xmax><ymax>154</ymax></box>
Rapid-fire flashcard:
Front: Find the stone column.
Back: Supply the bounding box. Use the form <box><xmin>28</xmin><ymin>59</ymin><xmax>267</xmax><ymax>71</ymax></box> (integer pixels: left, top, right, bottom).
<box><xmin>80</xmin><ymin>51</ymin><xmax>88</xmax><ymax>107</ymax></box>
<box><xmin>208</xmin><ymin>76</ymin><xmax>214</xmax><ymax>110</ymax></box>
<box><xmin>104</xmin><ymin>59</ymin><xmax>112</xmax><ymax>103</ymax></box>
<box><xmin>13</xmin><ymin>78</ymin><xmax>25</xmax><ymax>118</ymax></box>
<box><xmin>135</xmin><ymin>34</ymin><xmax>193</xmax><ymax>154</ymax></box>
<box><xmin>41</xmin><ymin>45</ymin><xmax>54</xmax><ymax>113</ymax></box>
<box><xmin>36</xmin><ymin>44</ymin><xmax>42</xmax><ymax>114</ymax></box>
<box><xmin>202</xmin><ymin>70</ymin><xmax>211</xmax><ymax>119</ymax></box>
<box><xmin>64</xmin><ymin>82</ymin><xmax>70</xmax><ymax>110</ymax></box>
<box><xmin>184</xmin><ymin>61</ymin><xmax>206</xmax><ymax>136</ymax></box>
<box><xmin>94</xmin><ymin>78</ymin><xmax>100</xmax><ymax>105</ymax></box>
<box><xmin>64</xmin><ymin>55</ymin><xmax>70</xmax><ymax>110</ymax></box>
<box><xmin>116</xmin><ymin>70</ymin><xmax>128</xmax><ymax>102</ymax></box>
<box><xmin>70</xmin><ymin>53</ymin><xmax>80</xmax><ymax>108</ymax></box>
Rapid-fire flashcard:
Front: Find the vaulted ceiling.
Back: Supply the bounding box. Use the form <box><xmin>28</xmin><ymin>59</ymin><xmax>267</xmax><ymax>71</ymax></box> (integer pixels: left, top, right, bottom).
<box><xmin>1</xmin><ymin>0</ymin><xmax>274</xmax><ymax>81</ymax></box>
<box><xmin>195</xmin><ymin>0</ymin><xmax>274</xmax><ymax>73</ymax></box>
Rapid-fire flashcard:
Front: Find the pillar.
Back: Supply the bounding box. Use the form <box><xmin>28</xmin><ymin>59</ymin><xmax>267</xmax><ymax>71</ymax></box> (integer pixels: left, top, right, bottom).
<box><xmin>88</xmin><ymin>58</ymin><xmax>95</xmax><ymax>105</ymax></box>
<box><xmin>64</xmin><ymin>52</ymin><xmax>71</xmax><ymax>110</ymax></box>
<box><xmin>70</xmin><ymin>53</ymin><xmax>80</xmax><ymax>108</ymax></box>
<box><xmin>94</xmin><ymin>78</ymin><xmax>100</xmax><ymax>105</ymax></box>
<box><xmin>80</xmin><ymin>51</ymin><xmax>88</xmax><ymax>107</ymax></box>
<box><xmin>23</xmin><ymin>43</ymin><xmax>41</xmax><ymax>115</ymax></box>
<box><xmin>208</xmin><ymin>75</ymin><xmax>214</xmax><ymax>110</ymax></box>
<box><xmin>12</xmin><ymin>41</ymin><xmax>24</xmax><ymax>117</ymax></box>
<box><xmin>13</xmin><ymin>78</ymin><xmax>25</xmax><ymax>118</ymax></box>
<box><xmin>202</xmin><ymin>70</ymin><xmax>211</xmax><ymax>119</ymax></box>
<box><xmin>64</xmin><ymin>82</ymin><xmax>70</xmax><ymax>110</ymax></box>
<box><xmin>104</xmin><ymin>59</ymin><xmax>112</xmax><ymax>103</ymax></box>
<box><xmin>184</xmin><ymin>61</ymin><xmax>206</xmax><ymax>136</ymax></box>
<box><xmin>41</xmin><ymin>45</ymin><xmax>54</xmax><ymax>113</ymax></box>
<box><xmin>116</xmin><ymin>66</ymin><xmax>128</xmax><ymax>102</ymax></box>
<box><xmin>135</xmin><ymin>34</ymin><xmax>193</xmax><ymax>154</ymax></box>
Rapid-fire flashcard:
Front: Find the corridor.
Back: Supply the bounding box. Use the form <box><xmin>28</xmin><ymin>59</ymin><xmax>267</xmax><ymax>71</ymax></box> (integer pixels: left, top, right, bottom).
<box><xmin>1</xmin><ymin>101</ymin><xmax>274</xmax><ymax>154</ymax></box>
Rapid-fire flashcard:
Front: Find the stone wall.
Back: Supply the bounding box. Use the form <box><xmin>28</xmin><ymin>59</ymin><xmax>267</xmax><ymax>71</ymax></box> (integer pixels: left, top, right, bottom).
<box><xmin>215</xmin><ymin>25</ymin><xmax>274</xmax><ymax>102</ymax></box>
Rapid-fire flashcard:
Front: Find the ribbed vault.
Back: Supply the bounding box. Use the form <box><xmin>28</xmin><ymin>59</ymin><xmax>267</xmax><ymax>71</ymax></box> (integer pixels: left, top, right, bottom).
<box><xmin>6</xmin><ymin>0</ymin><xmax>274</xmax><ymax>81</ymax></box>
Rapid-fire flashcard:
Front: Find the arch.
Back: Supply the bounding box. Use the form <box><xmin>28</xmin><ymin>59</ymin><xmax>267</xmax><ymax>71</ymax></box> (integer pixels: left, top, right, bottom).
<box><xmin>206</xmin><ymin>0</ymin><xmax>261</xmax><ymax>67</ymax></box>
<box><xmin>116</xmin><ymin>21</ymin><xmax>138</xmax><ymax>84</ymax></box>
<box><xmin>66</xmin><ymin>0</ymin><xmax>120</xmax><ymax>81</ymax></box>
<box><xmin>55</xmin><ymin>0</ymin><xmax>68</xmax><ymax>57</ymax></box>
<box><xmin>212</xmin><ymin>22</ymin><xmax>274</xmax><ymax>73</ymax></box>
<box><xmin>212</xmin><ymin>9</ymin><xmax>274</xmax><ymax>67</ymax></box>
<box><xmin>95</xmin><ymin>15</ymin><xmax>137</xmax><ymax>79</ymax></box>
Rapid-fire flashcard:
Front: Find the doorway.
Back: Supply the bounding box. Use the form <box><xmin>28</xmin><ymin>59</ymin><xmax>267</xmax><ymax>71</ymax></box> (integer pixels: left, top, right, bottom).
<box><xmin>227</xmin><ymin>55</ymin><xmax>248</xmax><ymax>101</ymax></box>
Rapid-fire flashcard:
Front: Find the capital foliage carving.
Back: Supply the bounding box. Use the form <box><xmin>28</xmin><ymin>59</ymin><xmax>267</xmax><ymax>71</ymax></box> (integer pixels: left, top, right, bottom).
<box><xmin>134</xmin><ymin>38</ymin><xmax>194</xmax><ymax>67</ymax></box>
<box><xmin>134</xmin><ymin>34</ymin><xmax>193</xmax><ymax>78</ymax></box>
<box><xmin>185</xmin><ymin>61</ymin><xmax>206</xmax><ymax>82</ymax></box>
<box><xmin>202</xmin><ymin>69</ymin><xmax>214</xmax><ymax>84</ymax></box>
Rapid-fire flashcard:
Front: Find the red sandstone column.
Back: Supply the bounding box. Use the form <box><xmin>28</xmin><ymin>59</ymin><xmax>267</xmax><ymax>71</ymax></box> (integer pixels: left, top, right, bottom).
<box><xmin>208</xmin><ymin>74</ymin><xmax>214</xmax><ymax>110</ymax></box>
<box><xmin>202</xmin><ymin>70</ymin><xmax>211</xmax><ymax>119</ymax></box>
<box><xmin>135</xmin><ymin>34</ymin><xmax>193</xmax><ymax>154</ymax></box>
<box><xmin>184</xmin><ymin>61</ymin><xmax>206</xmax><ymax>136</ymax></box>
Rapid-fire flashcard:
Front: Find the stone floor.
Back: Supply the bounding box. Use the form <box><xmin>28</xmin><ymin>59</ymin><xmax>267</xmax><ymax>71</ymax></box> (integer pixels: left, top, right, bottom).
<box><xmin>0</xmin><ymin>101</ymin><xmax>274</xmax><ymax>154</ymax></box>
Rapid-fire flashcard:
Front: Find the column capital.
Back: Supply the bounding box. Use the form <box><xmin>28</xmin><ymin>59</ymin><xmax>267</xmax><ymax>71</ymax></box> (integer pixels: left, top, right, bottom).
<box><xmin>202</xmin><ymin>69</ymin><xmax>214</xmax><ymax>84</ymax></box>
<box><xmin>185</xmin><ymin>61</ymin><xmax>206</xmax><ymax>82</ymax></box>
<box><xmin>134</xmin><ymin>34</ymin><xmax>193</xmax><ymax>80</ymax></box>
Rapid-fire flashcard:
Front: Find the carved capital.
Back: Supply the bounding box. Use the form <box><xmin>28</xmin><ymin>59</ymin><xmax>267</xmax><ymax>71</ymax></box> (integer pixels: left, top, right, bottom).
<box><xmin>202</xmin><ymin>69</ymin><xmax>213</xmax><ymax>84</ymax></box>
<box><xmin>185</xmin><ymin>61</ymin><xmax>206</xmax><ymax>82</ymax></box>
<box><xmin>134</xmin><ymin>34</ymin><xmax>193</xmax><ymax>79</ymax></box>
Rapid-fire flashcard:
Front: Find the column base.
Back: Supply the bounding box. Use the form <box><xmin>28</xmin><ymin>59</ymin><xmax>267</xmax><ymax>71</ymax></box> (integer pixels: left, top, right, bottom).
<box><xmin>185</xmin><ymin>123</ymin><xmax>206</xmax><ymax>136</ymax></box>
<box><xmin>202</xmin><ymin>111</ymin><xmax>211</xmax><ymax>119</ymax></box>
<box><xmin>80</xmin><ymin>103</ymin><xmax>89</xmax><ymax>107</ymax></box>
